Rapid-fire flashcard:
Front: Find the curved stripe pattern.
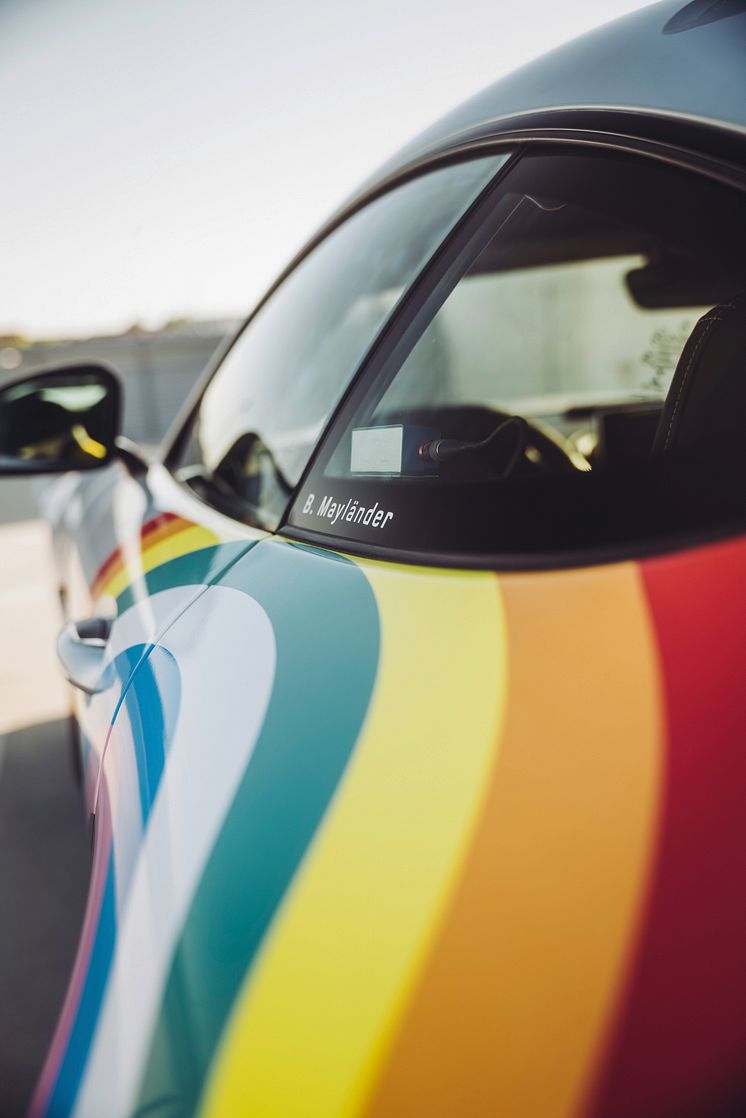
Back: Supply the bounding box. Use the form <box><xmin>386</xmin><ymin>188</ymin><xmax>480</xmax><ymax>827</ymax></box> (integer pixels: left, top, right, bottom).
<box><xmin>589</xmin><ymin>537</ymin><xmax>746</xmax><ymax>1118</ymax></box>
<box><xmin>199</xmin><ymin>558</ymin><xmax>506</xmax><ymax>1118</ymax></box>
<box><xmin>74</xmin><ymin>586</ymin><xmax>277</xmax><ymax>1118</ymax></box>
<box><xmin>44</xmin><ymin>855</ymin><xmax>117</xmax><ymax>1118</ymax></box>
<box><xmin>119</xmin><ymin>645</ymin><xmax>181</xmax><ymax>827</ymax></box>
<box><xmin>94</xmin><ymin>517</ymin><xmax>222</xmax><ymax>602</ymax></box>
<box><xmin>130</xmin><ymin>541</ymin><xmax>380</xmax><ymax>1118</ymax></box>
<box><xmin>30</xmin><ymin>786</ymin><xmax>116</xmax><ymax>1118</ymax></box>
<box><xmin>34</xmin><ymin>640</ymin><xmax>187</xmax><ymax>1118</ymax></box>
<box><xmin>113</xmin><ymin>541</ymin><xmax>251</xmax><ymax>617</ymax></box>
<box><xmin>41</xmin><ymin>526</ymin><xmax>746</xmax><ymax>1118</ymax></box>
<box><xmin>105</xmin><ymin>645</ymin><xmax>183</xmax><ymax>919</ymax></box>
<box><xmin>31</xmin><ymin>539</ymin><xmax>258</xmax><ymax>1118</ymax></box>
<box><xmin>91</xmin><ymin>513</ymin><xmax>184</xmax><ymax>598</ymax></box>
<box><xmin>361</xmin><ymin>562</ymin><xmax>662</xmax><ymax>1118</ymax></box>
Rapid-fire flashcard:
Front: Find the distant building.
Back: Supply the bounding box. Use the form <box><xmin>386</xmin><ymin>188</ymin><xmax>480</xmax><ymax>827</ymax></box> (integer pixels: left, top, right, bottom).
<box><xmin>0</xmin><ymin>319</ymin><xmax>241</xmax><ymax>446</ymax></box>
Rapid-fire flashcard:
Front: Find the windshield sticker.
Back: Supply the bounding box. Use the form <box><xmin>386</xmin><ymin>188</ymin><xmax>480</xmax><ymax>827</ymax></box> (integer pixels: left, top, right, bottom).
<box><xmin>351</xmin><ymin>423</ymin><xmax>441</xmax><ymax>477</ymax></box>
<box><xmin>301</xmin><ymin>493</ymin><xmax>394</xmax><ymax>530</ymax></box>
<box><xmin>351</xmin><ymin>425</ymin><xmax>403</xmax><ymax>474</ymax></box>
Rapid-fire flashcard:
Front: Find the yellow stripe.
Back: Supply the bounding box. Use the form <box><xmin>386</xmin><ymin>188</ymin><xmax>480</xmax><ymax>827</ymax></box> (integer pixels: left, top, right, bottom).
<box><xmin>363</xmin><ymin>561</ymin><xmax>663</xmax><ymax>1118</ymax></box>
<box><xmin>99</xmin><ymin>524</ymin><xmax>219</xmax><ymax>600</ymax></box>
<box><xmin>199</xmin><ymin>561</ymin><xmax>507</xmax><ymax>1118</ymax></box>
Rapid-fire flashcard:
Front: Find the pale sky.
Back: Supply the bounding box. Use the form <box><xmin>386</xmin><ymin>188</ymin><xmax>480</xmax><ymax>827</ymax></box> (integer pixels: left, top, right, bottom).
<box><xmin>1</xmin><ymin>0</ymin><xmax>649</xmax><ymax>338</ymax></box>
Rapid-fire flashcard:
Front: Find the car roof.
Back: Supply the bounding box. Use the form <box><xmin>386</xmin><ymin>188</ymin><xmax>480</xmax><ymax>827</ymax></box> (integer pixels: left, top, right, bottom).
<box><xmin>363</xmin><ymin>0</ymin><xmax>746</xmax><ymax>189</ymax></box>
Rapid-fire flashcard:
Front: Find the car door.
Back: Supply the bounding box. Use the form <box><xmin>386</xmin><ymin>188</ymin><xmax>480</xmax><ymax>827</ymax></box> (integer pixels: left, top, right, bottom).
<box><xmin>31</xmin><ymin>153</ymin><xmax>511</xmax><ymax>1118</ymax></box>
<box><xmin>35</xmin><ymin>143</ymin><xmax>746</xmax><ymax>1118</ymax></box>
<box><xmin>45</xmin><ymin>462</ymin><xmax>260</xmax><ymax>817</ymax></box>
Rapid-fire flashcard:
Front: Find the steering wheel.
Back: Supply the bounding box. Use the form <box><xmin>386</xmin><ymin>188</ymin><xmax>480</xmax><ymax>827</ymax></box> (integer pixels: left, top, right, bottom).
<box><xmin>516</xmin><ymin>414</ymin><xmax>588</xmax><ymax>476</ymax></box>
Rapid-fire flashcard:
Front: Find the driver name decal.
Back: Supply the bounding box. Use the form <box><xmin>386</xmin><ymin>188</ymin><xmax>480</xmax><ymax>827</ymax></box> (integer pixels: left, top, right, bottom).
<box><xmin>302</xmin><ymin>494</ymin><xmax>394</xmax><ymax>530</ymax></box>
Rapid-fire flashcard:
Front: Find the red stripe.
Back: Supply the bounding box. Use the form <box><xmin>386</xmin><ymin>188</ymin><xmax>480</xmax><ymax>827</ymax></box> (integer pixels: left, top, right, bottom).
<box><xmin>586</xmin><ymin>537</ymin><xmax>746</xmax><ymax>1118</ymax></box>
<box><xmin>139</xmin><ymin>510</ymin><xmax>180</xmax><ymax>541</ymax></box>
<box><xmin>90</xmin><ymin>512</ymin><xmax>184</xmax><ymax>594</ymax></box>
<box><xmin>91</xmin><ymin>546</ymin><xmax>124</xmax><ymax>595</ymax></box>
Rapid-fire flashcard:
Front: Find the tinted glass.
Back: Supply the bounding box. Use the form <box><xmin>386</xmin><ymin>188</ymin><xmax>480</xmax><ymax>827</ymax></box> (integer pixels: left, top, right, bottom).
<box><xmin>175</xmin><ymin>155</ymin><xmax>508</xmax><ymax>528</ymax></box>
<box><xmin>290</xmin><ymin>150</ymin><xmax>746</xmax><ymax>560</ymax></box>
<box><xmin>0</xmin><ymin>367</ymin><xmax>119</xmax><ymax>473</ymax></box>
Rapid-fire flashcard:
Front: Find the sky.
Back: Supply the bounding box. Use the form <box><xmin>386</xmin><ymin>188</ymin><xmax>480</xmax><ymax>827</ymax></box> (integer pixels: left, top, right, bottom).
<box><xmin>1</xmin><ymin>0</ymin><xmax>650</xmax><ymax>339</ymax></box>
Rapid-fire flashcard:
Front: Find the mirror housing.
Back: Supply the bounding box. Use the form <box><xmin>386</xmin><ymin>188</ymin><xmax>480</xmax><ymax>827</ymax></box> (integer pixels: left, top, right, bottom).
<box><xmin>0</xmin><ymin>364</ymin><xmax>121</xmax><ymax>475</ymax></box>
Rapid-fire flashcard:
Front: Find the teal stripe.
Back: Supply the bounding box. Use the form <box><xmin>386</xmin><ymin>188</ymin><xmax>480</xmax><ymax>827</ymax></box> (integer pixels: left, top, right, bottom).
<box><xmin>121</xmin><ymin>645</ymin><xmax>181</xmax><ymax>824</ymax></box>
<box><xmin>115</xmin><ymin>541</ymin><xmax>253</xmax><ymax>616</ymax></box>
<box><xmin>132</xmin><ymin>540</ymin><xmax>380</xmax><ymax>1118</ymax></box>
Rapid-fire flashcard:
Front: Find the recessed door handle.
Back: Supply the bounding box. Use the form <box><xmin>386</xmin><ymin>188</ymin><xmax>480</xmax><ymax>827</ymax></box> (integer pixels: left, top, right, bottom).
<box><xmin>57</xmin><ymin>616</ymin><xmax>114</xmax><ymax>695</ymax></box>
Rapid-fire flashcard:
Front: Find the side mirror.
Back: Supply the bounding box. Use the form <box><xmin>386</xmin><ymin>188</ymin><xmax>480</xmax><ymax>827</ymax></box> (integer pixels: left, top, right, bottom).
<box><xmin>0</xmin><ymin>364</ymin><xmax>121</xmax><ymax>475</ymax></box>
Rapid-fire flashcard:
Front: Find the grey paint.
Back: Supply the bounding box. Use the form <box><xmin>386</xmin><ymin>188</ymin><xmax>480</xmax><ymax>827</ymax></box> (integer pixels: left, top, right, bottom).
<box><xmin>368</xmin><ymin>0</ymin><xmax>746</xmax><ymax>182</ymax></box>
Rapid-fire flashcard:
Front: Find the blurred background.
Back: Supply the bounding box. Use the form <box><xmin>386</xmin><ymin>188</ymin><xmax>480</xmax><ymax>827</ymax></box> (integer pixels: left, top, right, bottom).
<box><xmin>0</xmin><ymin>0</ymin><xmax>647</xmax><ymax>1109</ymax></box>
<box><xmin>1</xmin><ymin>0</ymin><xmax>648</xmax><ymax>521</ymax></box>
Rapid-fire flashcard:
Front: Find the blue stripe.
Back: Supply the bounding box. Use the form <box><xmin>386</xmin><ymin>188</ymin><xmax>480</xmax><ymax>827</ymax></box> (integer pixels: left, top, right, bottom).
<box><xmin>121</xmin><ymin>646</ymin><xmax>181</xmax><ymax>823</ymax></box>
<box><xmin>45</xmin><ymin>855</ymin><xmax>117</xmax><ymax>1118</ymax></box>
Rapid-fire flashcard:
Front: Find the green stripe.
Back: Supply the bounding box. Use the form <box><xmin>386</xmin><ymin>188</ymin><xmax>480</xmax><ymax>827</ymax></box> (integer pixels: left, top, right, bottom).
<box><xmin>116</xmin><ymin>542</ymin><xmax>253</xmax><ymax>616</ymax></box>
<box><xmin>132</xmin><ymin>540</ymin><xmax>380</xmax><ymax>1118</ymax></box>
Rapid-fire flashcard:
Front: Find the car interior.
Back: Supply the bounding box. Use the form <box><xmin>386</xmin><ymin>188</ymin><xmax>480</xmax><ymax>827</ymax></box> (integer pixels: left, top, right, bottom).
<box><xmin>311</xmin><ymin>150</ymin><xmax>746</xmax><ymax>555</ymax></box>
<box><xmin>354</xmin><ymin>151</ymin><xmax>746</xmax><ymax>483</ymax></box>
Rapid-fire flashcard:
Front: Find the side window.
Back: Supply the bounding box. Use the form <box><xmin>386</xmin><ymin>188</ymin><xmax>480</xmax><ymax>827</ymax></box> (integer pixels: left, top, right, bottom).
<box><xmin>290</xmin><ymin>149</ymin><xmax>746</xmax><ymax>559</ymax></box>
<box><xmin>173</xmin><ymin>154</ymin><xmax>509</xmax><ymax>528</ymax></box>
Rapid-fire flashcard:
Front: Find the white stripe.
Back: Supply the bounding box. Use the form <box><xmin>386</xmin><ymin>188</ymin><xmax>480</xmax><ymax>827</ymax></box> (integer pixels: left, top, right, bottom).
<box><xmin>100</xmin><ymin>585</ymin><xmax>209</xmax><ymax>905</ymax></box>
<box><xmin>107</xmin><ymin>714</ymin><xmax>144</xmax><ymax>916</ymax></box>
<box><xmin>80</xmin><ymin>585</ymin><xmax>212</xmax><ymax>816</ymax></box>
<box><xmin>74</xmin><ymin>585</ymin><xmax>276</xmax><ymax>1118</ymax></box>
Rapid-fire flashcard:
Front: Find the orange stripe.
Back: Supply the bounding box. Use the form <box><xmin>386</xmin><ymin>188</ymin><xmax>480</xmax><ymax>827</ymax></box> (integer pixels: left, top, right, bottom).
<box><xmin>135</xmin><ymin>513</ymin><xmax>190</xmax><ymax>552</ymax></box>
<box><xmin>91</xmin><ymin>547</ymin><xmax>126</xmax><ymax>597</ymax></box>
<box><xmin>91</xmin><ymin>515</ymin><xmax>191</xmax><ymax>597</ymax></box>
<box><xmin>140</xmin><ymin>511</ymin><xmax>180</xmax><ymax>540</ymax></box>
<box><xmin>363</xmin><ymin>562</ymin><xmax>662</xmax><ymax>1118</ymax></box>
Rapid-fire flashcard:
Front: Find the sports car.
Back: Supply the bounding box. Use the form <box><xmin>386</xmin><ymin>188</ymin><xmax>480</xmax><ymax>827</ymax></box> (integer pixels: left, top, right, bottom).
<box><xmin>2</xmin><ymin>1</ymin><xmax>746</xmax><ymax>1115</ymax></box>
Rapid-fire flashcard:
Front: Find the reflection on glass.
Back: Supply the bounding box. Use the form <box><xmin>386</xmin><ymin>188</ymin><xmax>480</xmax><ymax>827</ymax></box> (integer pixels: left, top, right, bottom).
<box><xmin>0</xmin><ymin>372</ymin><xmax>116</xmax><ymax>471</ymax></box>
<box><xmin>180</xmin><ymin>154</ymin><xmax>509</xmax><ymax>527</ymax></box>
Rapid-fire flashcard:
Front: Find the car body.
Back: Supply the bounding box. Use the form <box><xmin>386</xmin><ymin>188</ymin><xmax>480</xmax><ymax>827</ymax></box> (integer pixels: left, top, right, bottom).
<box><xmin>4</xmin><ymin>2</ymin><xmax>746</xmax><ymax>1115</ymax></box>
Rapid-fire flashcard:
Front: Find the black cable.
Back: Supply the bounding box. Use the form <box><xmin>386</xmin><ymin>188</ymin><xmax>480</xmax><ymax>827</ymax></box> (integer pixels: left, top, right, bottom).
<box><xmin>418</xmin><ymin>415</ymin><xmax>529</xmax><ymax>478</ymax></box>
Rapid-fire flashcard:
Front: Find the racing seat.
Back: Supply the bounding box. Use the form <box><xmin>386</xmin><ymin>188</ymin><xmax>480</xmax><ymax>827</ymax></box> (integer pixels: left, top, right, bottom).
<box><xmin>652</xmin><ymin>293</ymin><xmax>746</xmax><ymax>455</ymax></box>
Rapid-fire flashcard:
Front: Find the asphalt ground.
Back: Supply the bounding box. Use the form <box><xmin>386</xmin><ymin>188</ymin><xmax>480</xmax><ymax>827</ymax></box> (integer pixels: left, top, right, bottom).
<box><xmin>0</xmin><ymin>521</ymin><xmax>90</xmax><ymax>1116</ymax></box>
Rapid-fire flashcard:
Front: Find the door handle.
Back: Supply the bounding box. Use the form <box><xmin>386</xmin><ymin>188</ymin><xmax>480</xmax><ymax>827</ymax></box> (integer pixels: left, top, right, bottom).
<box><xmin>57</xmin><ymin>617</ymin><xmax>114</xmax><ymax>695</ymax></box>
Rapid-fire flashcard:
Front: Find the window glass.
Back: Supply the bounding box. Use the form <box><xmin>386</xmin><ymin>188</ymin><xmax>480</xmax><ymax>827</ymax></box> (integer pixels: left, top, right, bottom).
<box><xmin>175</xmin><ymin>154</ymin><xmax>508</xmax><ymax>527</ymax></box>
<box><xmin>291</xmin><ymin>150</ymin><xmax>746</xmax><ymax>559</ymax></box>
<box><xmin>376</xmin><ymin>254</ymin><xmax>700</xmax><ymax>420</ymax></box>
